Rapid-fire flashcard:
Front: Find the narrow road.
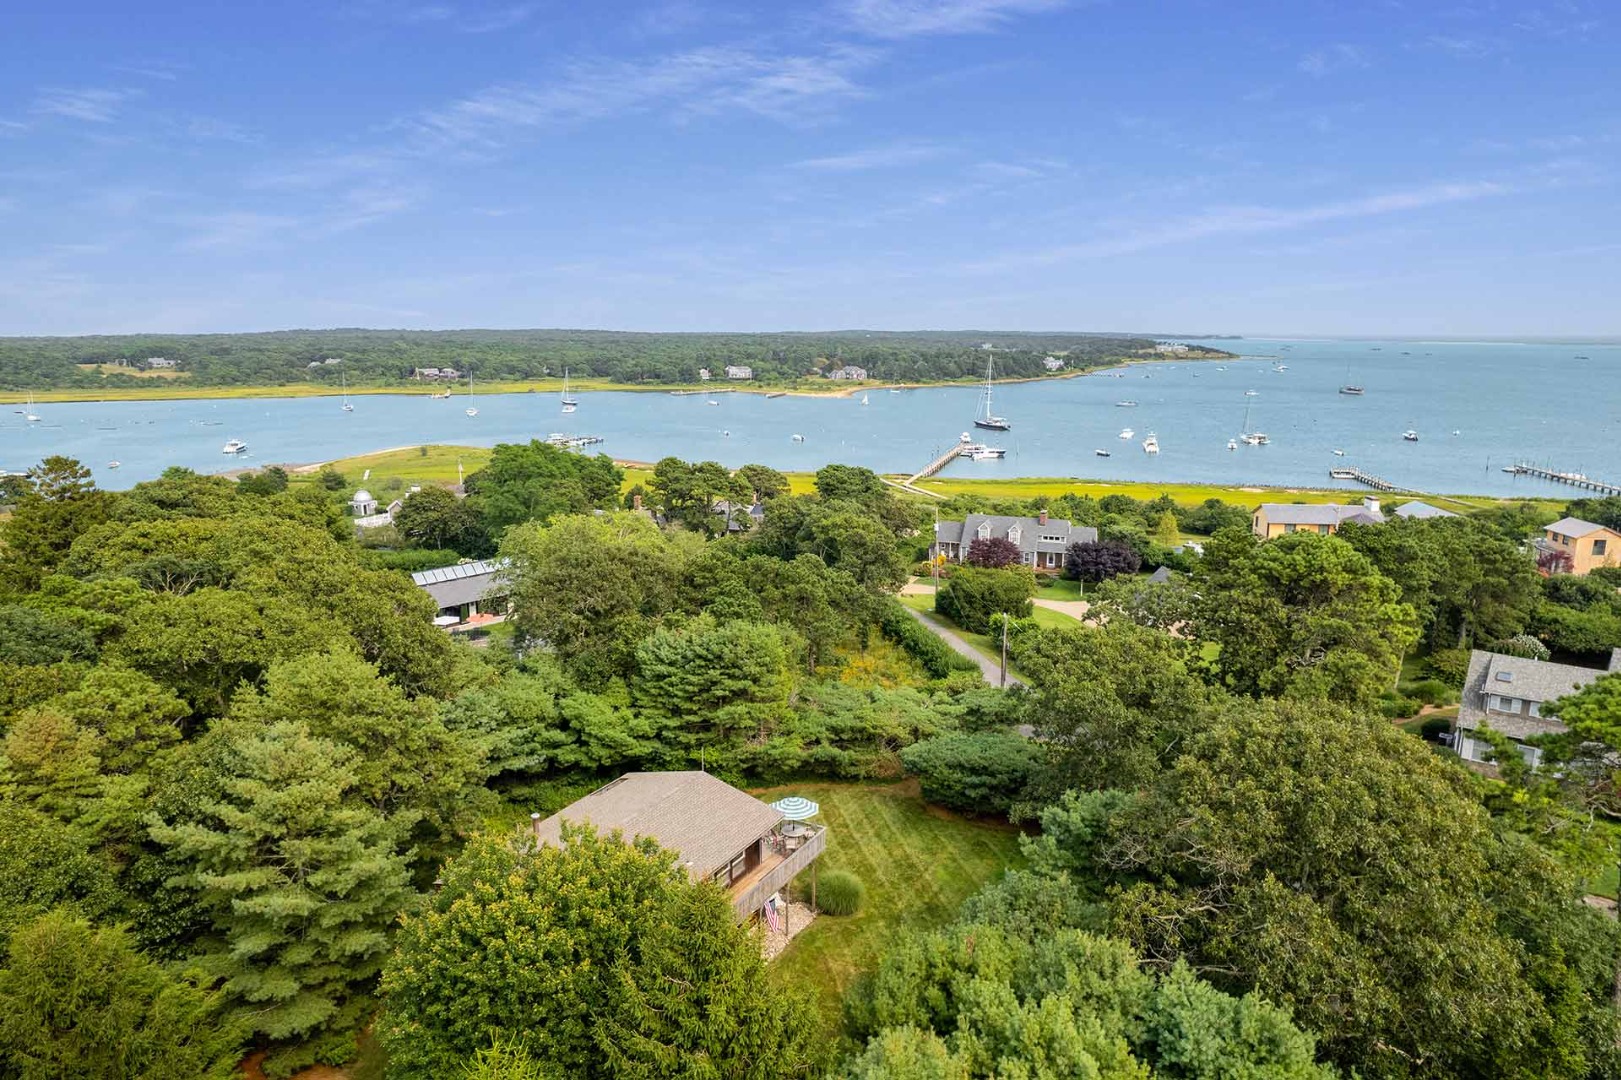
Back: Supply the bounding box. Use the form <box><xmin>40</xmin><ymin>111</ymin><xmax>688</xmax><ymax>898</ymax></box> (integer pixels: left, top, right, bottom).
<box><xmin>901</xmin><ymin>605</ymin><xmax>1020</xmax><ymax>688</ymax></box>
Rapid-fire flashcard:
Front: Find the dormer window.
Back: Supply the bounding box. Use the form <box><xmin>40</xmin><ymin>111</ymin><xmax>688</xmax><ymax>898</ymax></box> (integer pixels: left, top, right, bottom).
<box><xmin>1007</xmin><ymin>525</ymin><xmax>1022</xmax><ymax>545</ymax></box>
<box><xmin>976</xmin><ymin>521</ymin><xmax>991</xmax><ymax>541</ymax></box>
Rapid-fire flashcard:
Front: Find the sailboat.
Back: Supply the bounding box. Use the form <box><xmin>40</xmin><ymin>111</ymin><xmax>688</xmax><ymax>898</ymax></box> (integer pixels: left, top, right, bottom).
<box><xmin>465</xmin><ymin>374</ymin><xmax>479</xmax><ymax>418</ymax></box>
<box><xmin>1239</xmin><ymin>397</ymin><xmax>1269</xmax><ymax>445</ymax></box>
<box><xmin>860</xmin><ymin>393</ymin><xmax>870</xmax><ymax>406</ymax></box>
<box><xmin>561</xmin><ymin>368</ymin><xmax>578</xmax><ymax>411</ymax></box>
<box><xmin>1339</xmin><ymin>360</ymin><xmax>1364</xmax><ymax>395</ymax></box>
<box><xmin>341</xmin><ymin>373</ymin><xmax>354</xmax><ymax>412</ymax></box>
<box><xmin>973</xmin><ymin>356</ymin><xmax>1010</xmax><ymax>431</ymax></box>
<box><xmin>24</xmin><ymin>392</ymin><xmax>40</xmax><ymax>423</ymax></box>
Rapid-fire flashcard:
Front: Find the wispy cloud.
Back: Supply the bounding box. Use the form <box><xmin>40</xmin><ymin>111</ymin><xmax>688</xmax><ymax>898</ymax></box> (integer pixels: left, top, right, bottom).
<box><xmin>32</xmin><ymin>87</ymin><xmax>142</xmax><ymax>123</ymax></box>
<box><xmin>976</xmin><ymin>180</ymin><xmax>1509</xmax><ymax>270</ymax></box>
<box><xmin>791</xmin><ymin>141</ymin><xmax>947</xmax><ymax>170</ymax></box>
<box><xmin>178</xmin><ymin>211</ymin><xmax>301</xmax><ymax>251</ymax></box>
<box><xmin>409</xmin><ymin>44</ymin><xmax>876</xmax><ymax>147</ymax></box>
<box><xmin>837</xmin><ymin>0</ymin><xmax>1066</xmax><ymax>38</ymax></box>
<box><xmin>341</xmin><ymin>1</ymin><xmax>541</xmax><ymax>32</ymax></box>
<box><xmin>1424</xmin><ymin>35</ymin><xmax>1502</xmax><ymax>59</ymax></box>
<box><xmin>1298</xmin><ymin>43</ymin><xmax>1369</xmax><ymax>77</ymax></box>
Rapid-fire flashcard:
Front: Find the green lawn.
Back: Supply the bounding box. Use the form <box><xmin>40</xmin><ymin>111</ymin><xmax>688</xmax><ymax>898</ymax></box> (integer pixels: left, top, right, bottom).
<box><xmin>759</xmin><ymin>780</ymin><xmax>1027</xmax><ymax>1034</ymax></box>
<box><xmin>1589</xmin><ymin>863</ymin><xmax>1618</xmax><ymax>901</ymax></box>
<box><xmin>1036</xmin><ymin>577</ymin><xmax>1087</xmax><ymax>601</ymax></box>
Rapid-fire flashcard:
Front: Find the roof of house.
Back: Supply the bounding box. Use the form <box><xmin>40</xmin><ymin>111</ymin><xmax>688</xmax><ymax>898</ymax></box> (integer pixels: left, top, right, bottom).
<box><xmin>1456</xmin><ymin>649</ymin><xmax>1618</xmax><ymax>739</ymax></box>
<box><xmin>1147</xmin><ymin>566</ymin><xmax>1173</xmax><ymax>584</ymax></box>
<box><xmin>410</xmin><ymin>558</ymin><xmax>508</xmax><ymax>609</ymax></box>
<box><xmin>1256</xmin><ymin>503</ymin><xmax>1385</xmax><ymax>526</ymax></box>
<box><xmin>1394</xmin><ymin>500</ymin><xmax>1457</xmax><ymax>520</ymax></box>
<box><xmin>935</xmin><ymin>514</ymin><xmax>1098</xmax><ymax>556</ymax></box>
<box><xmin>531</xmin><ymin>771</ymin><xmax>783</xmax><ymax>879</ymax></box>
<box><xmin>1545</xmin><ymin>517</ymin><xmax>1615</xmax><ymax>538</ymax></box>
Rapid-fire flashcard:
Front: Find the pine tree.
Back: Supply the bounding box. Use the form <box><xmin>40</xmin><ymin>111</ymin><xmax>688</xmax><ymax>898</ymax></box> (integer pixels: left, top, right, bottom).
<box><xmin>148</xmin><ymin>720</ymin><xmax>416</xmax><ymax>1077</ymax></box>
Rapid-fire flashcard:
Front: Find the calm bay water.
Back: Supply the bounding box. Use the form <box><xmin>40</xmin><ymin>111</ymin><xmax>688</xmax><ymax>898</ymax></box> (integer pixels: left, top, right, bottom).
<box><xmin>3</xmin><ymin>337</ymin><xmax>1617</xmax><ymax>497</ymax></box>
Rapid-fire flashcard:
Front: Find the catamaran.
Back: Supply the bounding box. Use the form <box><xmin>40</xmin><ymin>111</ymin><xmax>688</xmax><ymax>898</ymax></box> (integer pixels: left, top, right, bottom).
<box><xmin>341</xmin><ymin>373</ymin><xmax>354</xmax><ymax>412</ymax></box>
<box><xmin>973</xmin><ymin>356</ymin><xmax>1010</xmax><ymax>431</ymax></box>
<box><xmin>1239</xmin><ymin>397</ymin><xmax>1269</xmax><ymax>445</ymax></box>
<box><xmin>465</xmin><ymin>374</ymin><xmax>479</xmax><ymax>418</ymax></box>
<box><xmin>561</xmin><ymin>369</ymin><xmax>578</xmax><ymax>411</ymax></box>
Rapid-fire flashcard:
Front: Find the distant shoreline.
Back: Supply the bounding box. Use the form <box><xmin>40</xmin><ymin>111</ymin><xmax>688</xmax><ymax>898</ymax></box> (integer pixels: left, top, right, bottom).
<box><xmin>0</xmin><ymin>350</ymin><xmax>1233</xmax><ymax>406</ymax></box>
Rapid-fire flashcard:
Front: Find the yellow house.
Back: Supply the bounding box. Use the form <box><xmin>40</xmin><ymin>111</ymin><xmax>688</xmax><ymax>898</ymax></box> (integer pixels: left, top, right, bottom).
<box><xmin>1536</xmin><ymin>517</ymin><xmax>1621</xmax><ymax>575</ymax></box>
<box><xmin>1251</xmin><ymin>498</ymin><xmax>1385</xmax><ymax>539</ymax></box>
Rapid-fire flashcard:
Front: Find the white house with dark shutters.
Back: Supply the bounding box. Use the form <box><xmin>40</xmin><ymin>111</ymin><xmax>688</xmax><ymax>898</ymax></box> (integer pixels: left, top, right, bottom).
<box><xmin>933</xmin><ymin>511</ymin><xmax>1098</xmax><ymax>572</ymax></box>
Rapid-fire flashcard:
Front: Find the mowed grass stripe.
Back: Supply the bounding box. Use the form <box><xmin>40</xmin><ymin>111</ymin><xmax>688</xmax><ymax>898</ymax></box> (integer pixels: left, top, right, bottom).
<box><xmin>753</xmin><ymin>781</ymin><xmax>1026</xmax><ymax>1036</ymax></box>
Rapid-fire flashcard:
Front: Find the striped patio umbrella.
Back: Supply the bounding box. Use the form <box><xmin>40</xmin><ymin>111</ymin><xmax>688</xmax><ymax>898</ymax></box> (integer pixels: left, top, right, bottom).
<box><xmin>770</xmin><ymin>796</ymin><xmax>820</xmax><ymax>821</ymax></box>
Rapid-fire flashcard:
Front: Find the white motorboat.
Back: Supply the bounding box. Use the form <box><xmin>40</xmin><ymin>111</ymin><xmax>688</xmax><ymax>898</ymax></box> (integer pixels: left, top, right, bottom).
<box><xmin>966</xmin><ymin>446</ymin><xmax>1007</xmax><ymax>460</ymax></box>
<box><xmin>1332</xmin><ymin>448</ymin><xmax>1346</xmax><ymax>456</ymax></box>
<box><xmin>1116</xmin><ymin>400</ymin><xmax>1137</xmax><ymax>407</ymax></box>
<box><xmin>1403</xmin><ymin>430</ymin><xmax>1419</xmax><ymax>442</ymax></box>
<box><xmin>1142</xmin><ymin>433</ymin><xmax>1160</xmax><ymax>454</ymax></box>
<box><xmin>107</xmin><ymin>461</ymin><xmax>121</xmax><ymax>469</ymax></box>
<box><xmin>222</xmin><ymin>439</ymin><xmax>248</xmax><ymax>454</ymax></box>
<box><xmin>1244</xmin><ymin>389</ymin><xmax>1258</xmax><ymax>396</ymax></box>
<box><xmin>1226</xmin><ymin>439</ymin><xmax>1238</xmax><ymax>451</ymax></box>
<box><xmin>1118</xmin><ymin>427</ymin><xmax>1134</xmax><ymax>439</ymax></box>
<box><xmin>1241</xmin><ymin>432</ymin><xmax>1269</xmax><ymax>446</ymax></box>
<box><xmin>1329</xmin><ymin>467</ymin><xmax>1357</xmax><ymax>480</ymax></box>
<box><xmin>1094</xmin><ymin>449</ymin><xmax>1111</xmax><ymax>457</ymax></box>
<box><xmin>792</xmin><ymin>434</ymin><xmax>805</xmax><ymax>442</ymax></box>
<box><xmin>707</xmin><ymin>400</ymin><xmax>720</xmax><ymax>406</ymax></box>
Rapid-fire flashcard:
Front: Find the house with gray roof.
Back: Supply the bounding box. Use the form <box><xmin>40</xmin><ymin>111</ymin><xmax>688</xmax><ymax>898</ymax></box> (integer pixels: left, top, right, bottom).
<box><xmin>410</xmin><ymin>558</ymin><xmax>510</xmax><ymax>628</ymax></box>
<box><xmin>1455</xmin><ymin>648</ymin><xmax>1621</xmax><ymax>769</ymax></box>
<box><xmin>1393</xmin><ymin>500</ymin><xmax>1458</xmax><ymax>520</ymax></box>
<box><xmin>933</xmin><ymin>510</ymin><xmax>1099</xmax><ymax>573</ymax></box>
<box><xmin>530</xmin><ymin>771</ymin><xmax>826</xmax><ymax>921</ymax></box>
<box><xmin>1252</xmin><ymin>497</ymin><xmax>1385</xmax><ymax>539</ymax></box>
<box><xmin>1534</xmin><ymin>516</ymin><xmax>1621</xmax><ymax>576</ymax></box>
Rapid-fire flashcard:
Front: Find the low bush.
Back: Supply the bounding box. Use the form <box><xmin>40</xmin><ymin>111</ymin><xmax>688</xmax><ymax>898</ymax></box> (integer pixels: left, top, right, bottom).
<box><xmin>1404</xmin><ymin>679</ymin><xmax>1455</xmax><ymax>707</ymax></box>
<box><xmin>1425</xmin><ymin>648</ymin><xmax>1472</xmax><ymax>686</ymax></box>
<box><xmin>1378</xmin><ymin>694</ymin><xmax>1422</xmax><ymax>719</ymax></box>
<box><xmin>815</xmin><ymin>871</ymin><xmax>865</xmax><ymax>916</ymax></box>
<box><xmin>1487</xmin><ymin>633</ymin><xmax>1551</xmax><ymax>661</ymax></box>
<box><xmin>936</xmin><ymin>566</ymin><xmax>1036</xmax><ymax>635</ymax></box>
<box><xmin>901</xmin><ymin>731</ymin><xmax>1041</xmax><ymax>816</ymax></box>
<box><xmin>877</xmin><ymin>599</ymin><xmax>978</xmax><ymax>678</ymax></box>
<box><xmin>1419</xmin><ymin>716</ymin><xmax>1453</xmax><ymax>743</ymax></box>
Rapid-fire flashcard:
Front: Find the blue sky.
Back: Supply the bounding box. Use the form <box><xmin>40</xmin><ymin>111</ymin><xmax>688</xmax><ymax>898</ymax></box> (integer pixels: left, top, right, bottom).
<box><xmin>1</xmin><ymin>0</ymin><xmax>1615</xmax><ymax>336</ymax></box>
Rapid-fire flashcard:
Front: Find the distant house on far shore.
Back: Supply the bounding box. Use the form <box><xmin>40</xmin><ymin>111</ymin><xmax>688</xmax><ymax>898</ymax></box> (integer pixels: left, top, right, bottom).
<box><xmin>826</xmin><ymin>365</ymin><xmax>867</xmax><ymax>381</ymax></box>
<box><xmin>1042</xmin><ymin>357</ymin><xmax>1065</xmax><ymax>371</ymax></box>
<box><xmin>1252</xmin><ymin>498</ymin><xmax>1384</xmax><ymax>539</ymax></box>
<box><xmin>145</xmin><ymin>357</ymin><xmax>177</xmax><ymax>369</ymax></box>
<box><xmin>724</xmin><ymin>365</ymin><xmax>754</xmax><ymax>380</ymax></box>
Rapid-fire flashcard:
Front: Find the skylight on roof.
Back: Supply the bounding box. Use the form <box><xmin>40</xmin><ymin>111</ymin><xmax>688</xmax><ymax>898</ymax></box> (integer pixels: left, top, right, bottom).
<box><xmin>1494</xmin><ymin>671</ymin><xmax>1514</xmax><ymax>682</ymax></box>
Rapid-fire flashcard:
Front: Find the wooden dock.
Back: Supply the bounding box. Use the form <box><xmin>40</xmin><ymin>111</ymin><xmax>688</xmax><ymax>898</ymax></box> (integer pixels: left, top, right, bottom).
<box><xmin>1331</xmin><ymin>467</ymin><xmax>1397</xmax><ymax>492</ymax></box>
<box><xmin>908</xmin><ymin>443</ymin><xmax>964</xmax><ymax>485</ymax></box>
<box><xmin>1506</xmin><ymin>464</ymin><xmax>1621</xmax><ymax>495</ymax></box>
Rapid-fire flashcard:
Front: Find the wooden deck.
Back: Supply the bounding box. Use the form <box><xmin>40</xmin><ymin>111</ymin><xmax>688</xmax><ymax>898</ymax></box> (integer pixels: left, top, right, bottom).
<box><xmin>729</xmin><ymin>826</ymin><xmax>826</xmax><ymax>919</ymax></box>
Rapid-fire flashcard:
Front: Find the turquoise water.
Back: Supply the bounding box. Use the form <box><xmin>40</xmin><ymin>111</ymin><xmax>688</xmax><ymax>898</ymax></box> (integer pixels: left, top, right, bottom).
<box><xmin>2</xmin><ymin>337</ymin><xmax>1617</xmax><ymax>496</ymax></box>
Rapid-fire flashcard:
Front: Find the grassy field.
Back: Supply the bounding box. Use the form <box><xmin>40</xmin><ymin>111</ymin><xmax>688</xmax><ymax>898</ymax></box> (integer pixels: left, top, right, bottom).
<box><xmin>761</xmin><ymin>780</ymin><xmax>1027</xmax><ymax>1034</ymax></box>
<box><xmin>907</xmin><ymin>475</ymin><xmax>1536</xmax><ymax>513</ymax></box>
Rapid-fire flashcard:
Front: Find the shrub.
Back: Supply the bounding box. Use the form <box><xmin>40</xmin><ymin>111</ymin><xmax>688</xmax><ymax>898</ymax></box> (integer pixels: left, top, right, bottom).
<box><xmin>1405</xmin><ymin>679</ymin><xmax>1455</xmax><ymax>707</ymax></box>
<box><xmin>1488</xmin><ymin>633</ymin><xmax>1550</xmax><ymax>661</ymax></box>
<box><xmin>1378</xmin><ymin>694</ymin><xmax>1421</xmax><ymax>719</ymax></box>
<box><xmin>816</xmin><ymin>870</ymin><xmax>865</xmax><ymax>916</ymax></box>
<box><xmin>877</xmin><ymin>599</ymin><xmax>978</xmax><ymax>678</ymax></box>
<box><xmin>936</xmin><ymin>566</ymin><xmax>1036</xmax><ymax>635</ymax></box>
<box><xmin>900</xmin><ymin>731</ymin><xmax>1041</xmax><ymax>816</ymax></box>
<box><xmin>1419</xmin><ymin>716</ymin><xmax>1452</xmax><ymax>743</ymax></box>
<box><xmin>1425</xmin><ymin>648</ymin><xmax>1472</xmax><ymax>686</ymax></box>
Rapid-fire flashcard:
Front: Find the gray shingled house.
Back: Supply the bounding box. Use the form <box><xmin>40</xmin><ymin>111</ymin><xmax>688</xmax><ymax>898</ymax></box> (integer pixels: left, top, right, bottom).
<box><xmin>529</xmin><ymin>771</ymin><xmax>826</xmax><ymax>921</ymax></box>
<box><xmin>1455</xmin><ymin>648</ymin><xmax>1621</xmax><ymax>769</ymax></box>
<box><xmin>410</xmin><ymin>559</ymin><xmax>510</xmax><ymax>626</ymax></box>
<box><xmin>933</xmin><ymin>511</ymin><xmax>1099</xmax><ymax>572</ymax></box>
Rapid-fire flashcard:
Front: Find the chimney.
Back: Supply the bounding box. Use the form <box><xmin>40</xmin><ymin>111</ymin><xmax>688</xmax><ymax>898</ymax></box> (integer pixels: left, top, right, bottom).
<box><xmin>1362</xmin><ymin>496</ymin><xmax>1380</xmax><ymax>516</ymax></box>
<box><xmin>1038</xmin><ymin>508</ymin><xmax>1048</xmax><ymax>526</ymax></box>
<box><xmin>633</xmin><ymin>493</ymin><xmax>643</xmax><ymax>511</ymax></box>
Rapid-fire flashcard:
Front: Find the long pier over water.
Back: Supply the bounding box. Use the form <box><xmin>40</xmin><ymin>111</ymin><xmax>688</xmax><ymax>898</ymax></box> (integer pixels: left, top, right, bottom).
<box><xmin>1506</xmin><ymin>464</ymin><xmax>1621</xmax><ymax>496</ymax></box>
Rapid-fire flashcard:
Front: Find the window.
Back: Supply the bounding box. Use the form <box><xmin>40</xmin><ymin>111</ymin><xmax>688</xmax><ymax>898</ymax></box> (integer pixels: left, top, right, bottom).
<box><xmin>1283</xmin><ymin>523</ymin><xmax>1297</xmax><ymax>534</ymax></box>
<box><xmin>1041</xmin><ymin>534</ymin><xmax>1064</xmax><ymax>543</ymax></box>
<box><xmin>1490</xmin><ymin>695</ymin><xmax>1521</xmax><ymax>713</ymax></box>
<box><xmin>1595</xmin><ymin>538</ymin><xmax>1608</xmax><ymax>556</ymax></box>
<box><xmin>976</xmin><ymin>521</ymin><xmax>991</xmax><ymax>540</ymax></box>
<box><xmin>1045</xmin><ymin>552</ymin><xmax>1057</xmax><ymax>568</ymax></box>
<box><xmin>1318</xmin><ymin>525</ymin><xmax>1330</xmax><ymax>535</ymax></box>
<box><xmin>726</xmin><ymin>852</ymin><xmax>747</xmax><ymax>883</ymax></box>
<box><xmin>1007</xmin><ymin>525</ymin><xmax>1022</xmax><ymax>545</ymax></box>
<box><xmin>1526</xmin><ymin>700</ymin><xmax>1541</xmax><ymax>718</ymax></box>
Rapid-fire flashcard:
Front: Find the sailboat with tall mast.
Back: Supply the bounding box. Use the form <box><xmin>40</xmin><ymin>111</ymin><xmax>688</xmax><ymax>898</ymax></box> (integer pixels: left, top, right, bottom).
<box><xmin>1239</xmin><ymin>396</ymin><xmax>1269</xmax><ymax>445</ymax></box>
<box><xmin>465</xmin><ymin>373</ymin><xmax>479</xmax><ymax>418</ymax></box>
<box><xmin>341</xmin><ymin>372</ymin><xmax>354</xmax><ymax>412</ymax></box>
<box><xmin>24</xmin><ymin>391</ymin><xmax>41</xmax><ymax>423</ymax></box>
<box><xmin>560</xmin><ymin>368</ymin><xmax>578</xmax><ymax>412</ymax></box>
<box><xmin>973</xmin><ymin>355</ymin><xmax>1010</xmax><ymax>431</ymax></box>
<box><xmin>1339</xmin><ymin>359</ymin><xmax>1364</xmax><ymax>396</ymax></box>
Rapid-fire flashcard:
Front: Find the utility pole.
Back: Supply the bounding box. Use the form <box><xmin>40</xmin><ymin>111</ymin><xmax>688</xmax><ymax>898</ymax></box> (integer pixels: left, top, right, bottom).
<box><xmin>999</xmin><ymin>612</ymin><xmax>1008</xmax><ymax>688</ymax></box>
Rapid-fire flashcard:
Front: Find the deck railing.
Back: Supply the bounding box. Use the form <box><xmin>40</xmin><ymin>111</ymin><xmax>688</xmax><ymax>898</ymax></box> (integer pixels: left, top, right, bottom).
<box><xmin>730</xmin><ymin>826</ymin><xmax>826</xmax><ymax>918</ymax></box>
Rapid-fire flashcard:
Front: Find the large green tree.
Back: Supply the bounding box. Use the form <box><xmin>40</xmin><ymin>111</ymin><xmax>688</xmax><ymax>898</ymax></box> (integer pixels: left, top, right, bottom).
<box><xmin>0</xmin><ymin>456</ymin><xmax>112</xmax><ymax>589</ymax></box>
<box><xmin>1192</xmin><ymin>528</ymin><xmax>1418</xmax><ymax>703</ymax></box>
<box><xmin>147</xmin><ymin>720</ymin><xmax>417</xmax><ymax>1076</ymax></box>
<box><xmin>381</xmin><ymin>826</ymin><xmax>822</xmax><ymax>1079</ymax></box>
<box><xmin>464</xmin><ymin>440</ymin><xmax>622</xmax><ymax>534</ymax></box>
<box><xmin>394</xmin><ymin>484</ymin><xmax>491</xmax><ymax>555</ymax></box>
<box><xmin>0</xmin><ymin>910</ymin><xmax>245</xmax><ymax>1080</ymax></box>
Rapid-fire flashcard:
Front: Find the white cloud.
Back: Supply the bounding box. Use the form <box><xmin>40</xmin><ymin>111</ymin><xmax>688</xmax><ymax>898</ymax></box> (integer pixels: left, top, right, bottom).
<box><xmin>979</xmin><ymin>180</ymin><xmax>1509</xmax><ymax>270</ymax></box>
<box><xmin>836</xmin><ymin>0</ymin><xmax>1066</xmax><ymax>38</ymax></box>
<box><xmin>792</xmin><ymin>141</ymin><xmax>947</xmax><ymax>170</ymax></box>
<box><xmin>32</xmin><ymin>87</ymin><xmax>141</xmax><ymax>123</ymax></box>
<box><xmin>1298</xmin><ymin>43</ymin><xmax>1368</xmax><ymax>77</ymax></box>
<box><xmin>409</xmin><ymin>44</ymin><xmax>876</xmax><ymax>148</ymax></box>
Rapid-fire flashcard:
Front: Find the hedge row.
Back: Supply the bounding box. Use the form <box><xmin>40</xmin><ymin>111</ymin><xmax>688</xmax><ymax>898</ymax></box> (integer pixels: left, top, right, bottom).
<box><xmin>878</xmin><ymin>599</ymin><xmax>980</xmax><ymax>678</ymax></box>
